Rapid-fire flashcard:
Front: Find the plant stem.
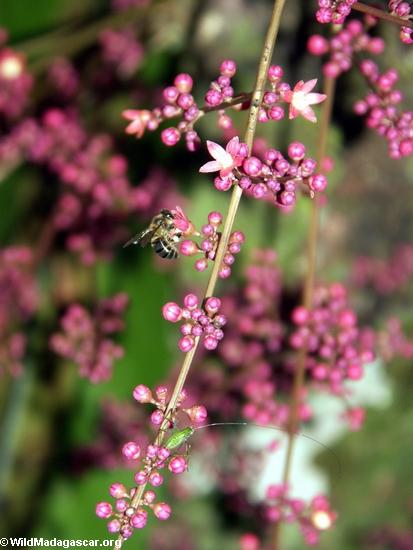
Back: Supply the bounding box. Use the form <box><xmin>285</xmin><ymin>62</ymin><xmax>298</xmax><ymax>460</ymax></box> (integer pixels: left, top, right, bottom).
<box><xmin>118</xmin><ymin>0</ymin><xmax>287</xmax><ymax>545</ymax></box>
<box><xmin>353</xmin><ymin>1</ymin><xmax>413</xmax><ymax>29</ymax></box>
<box><xmin>273</xmin><ymin>76</ymin><xmax>336</xmax><ymax>550</ymax></box>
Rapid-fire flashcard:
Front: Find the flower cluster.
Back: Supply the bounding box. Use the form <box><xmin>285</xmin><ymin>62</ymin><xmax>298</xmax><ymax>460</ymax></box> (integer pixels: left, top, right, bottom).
<box><xmin>290</xmin><ymin>283</ymin><xmax>374</xmax><ymax>396</ymax></box>
<box><xmin>123</xmin><ymin>62</ymin><xmax>327</xmax><ymax>151</ymax></box>
<box><xmin>50</xmin><ymin>293</ymin><xmax>128</xmax><ymax>382</ymax></box>
<box><xmin>354</xmin><ymin>61</ymin><xmax>413</xmax><ymax>159</ymax></box>
<box><xmin>179</xmin><ymin>211</ymin><xmax>245</xmax><ymax>278</ymax></box>
<box><xmin>162</xmin><ymin>294</ymin><xmax>226</xmax><ymax>352</ymax></box>
<box><xmin>97</xmin><ymin>383</ymin><xmax>207</xmax><ymax>538</ymax></box>
<box><xmin>315</xmin><ymin>0</ymin><xmax>357</xmax><ymax>25</ymax></box>
<box><xmin>264</xmin><ymin>484</ymin><xmax>337</xmax><ymax>546</ymax></box>
<box><xmin>47</xmin><ymin>57</ymin><xmax>79</xmax><ymax>100</ymax></box>
<box><xmin>99</xmin><ymin>27</ymin><xmax>144</xmax><ymax>78</ymax></box>
<box><xmin>0</xmin><ymin>246</ymin><xmax>38</xmax><ymax>377</ymax></box>
<box><xmin>0</xmin><ymin>109</ymin><xmax>144</xmax><ymax>263</ymax></box>
<box><xmin>308</xmin><ymin>20</ymin><xmax>384</xmax><ymax>78</ymax></box>
<box><xmin>200</xmin><ymin>136</ymin><xmax>327</xmax><ymax>208</ymax></box>
<box><xmin>388</xmin><ymin>0</ymin><xmax>413</xmax><ymax>44</ymax></box>
<box><xmin>352</xmin><ymin>244</ymin><xmax>413</xmax><ymax>295</ymax></box>
<box><xmin>0</xmin><ymin>32</ymin><xmax>33</xmax><ymax>119</ymax></box>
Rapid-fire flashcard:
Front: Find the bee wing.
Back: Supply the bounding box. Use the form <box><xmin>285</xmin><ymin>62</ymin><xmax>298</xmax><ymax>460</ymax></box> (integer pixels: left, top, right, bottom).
<box><xmin>123</xmin><ymin>227</ymin><xmax>154</xmax><ymax>248</ymax></box>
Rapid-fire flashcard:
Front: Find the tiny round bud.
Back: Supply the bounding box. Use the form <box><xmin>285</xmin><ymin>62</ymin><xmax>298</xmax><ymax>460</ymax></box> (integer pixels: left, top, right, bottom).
<box><xmin>149</xmin><ymin>471</ymin><xmax>163</xmax><ymax>487</ymax></box>
<box><xmin>107</xmin><ymin>519</ymin><xmax>121</xmax><ymax>533</ymax></box>
<box><xmin>109</xmin><ymin>483</ymin><xmax>128</xmax><ymax>499</ymax></box>
<box><xmin>122</xmin><ymin>442</ymin><xmax>141</xmax><ymax>460</ymax></box>
<box><xmin>220</xmin><ymin>59</ymin><xmax>237</xmax><ymax>77</ymax></box>
<box><xmin>168</xmin><ymin>455</ymin><xmax>188</xmax><ymax>474</ymax></box>
<box><xmin>180</xmin><ymin>239</ymin><xmax>199</xmax><ymax>256</ymax></box>
<box><xmin>309</xmin><ymin>174</ymin><xmax>327</xmax><ymax>192</ymax></box>
<box><xmin>185</xmin><ymin>404</ymin><xmax>208</xmax><ymax>424</ymax></box>
<box><xmin>133</xmin><ymin>384</ymin><xmax>153</xmax><ymax>403</ymax></box>
<box><xmin>96</xmin><ymin>502</ymin><xmax>112</xmax><ymax>519</ymax></box>
<box><xmin>288</xmin><ymin>141</ymin><xmax>306</xmax><ymax>161</ymax></box>
<box><xmin>153</xmin><ymin>502</ymin><xmax>172</xmax><ymax>520</ymax></box>
<box><xmin>208</xmin><ymin>211</ymin><xmax>223</xmax><ymax>226</ymax></box>
<box><xmin>174</xmin><ymin>73</ymin><xmax>193</xmax><ymax>93</ymax></box>
<box><xmin>130</xmin><ymin>510</ymin><xmax>148</xmax><ymax>529</ymax></box>
<box><xmin>162</xmin><ymin>302</ymin><xmax>182</xmax><ymax>322</ymax></box>
<box><xmin>205</xmin><ymin>296</ymin><xmax>221</xmax><ymax>314</ymax></box>
<box><xmin>161</xmin><ymin>127</ymin><xmax>180</xmax><ymax>147</ymax></box>
<box><xmin>184</xmin><ymin>293</ymin><xmax>198</xmax><ymax>309</ymax></box>
<box><xmin>179</xmin><ymin>335</ymin><xmax>195</xmax><ymax>352</ymax></box>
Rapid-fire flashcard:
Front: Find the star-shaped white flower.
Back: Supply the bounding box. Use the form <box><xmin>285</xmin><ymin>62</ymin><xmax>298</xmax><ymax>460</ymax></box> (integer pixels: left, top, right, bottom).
<box><xmin>199</xmin><ymin>136</ymin><xmax>242</xmax><ymax>178</ymax></box>
<box><xmin>286</xmin><ymin>79</ymin><xmax>327</xmax><ymax>123</ymax></box>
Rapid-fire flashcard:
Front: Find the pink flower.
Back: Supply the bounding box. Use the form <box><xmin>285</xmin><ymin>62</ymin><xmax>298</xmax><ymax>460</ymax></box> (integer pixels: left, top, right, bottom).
<box><xmin>122</xmin><ymin>109</ymin><xmax>151</xmax><ymax>138</ymax></box>
<box><xmin>199</xmin><ymin>136</ymin><xmax>244</xmax><ymax>178</ymax></box>
<box><xmin>285</xmin><ymin>79</ymin><xmax>326</xmax><ymax>123</ymax></box>
<box><xmin>171</xmin><ymin>205</ymin><xmax>191</xmax><ymax>233</ymax></box>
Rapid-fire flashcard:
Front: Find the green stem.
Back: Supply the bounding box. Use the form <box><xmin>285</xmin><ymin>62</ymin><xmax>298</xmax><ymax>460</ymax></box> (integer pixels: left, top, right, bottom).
<box><xmin>273</xmin><ymin>76</ymin><xmax>336</xmax><ymax>550</ymax></box>
<box><xmin>117</xmin><ymin>0</ymin><xmax>287</xmax><ymax>546</ymax></box>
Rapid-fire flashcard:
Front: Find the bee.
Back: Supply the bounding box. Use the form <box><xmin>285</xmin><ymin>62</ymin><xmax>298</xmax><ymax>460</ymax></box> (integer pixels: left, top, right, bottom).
<box><xmin>123</xmin><ymin>207</ymin><xmax>192</xmax><ymax>260</ymax></box>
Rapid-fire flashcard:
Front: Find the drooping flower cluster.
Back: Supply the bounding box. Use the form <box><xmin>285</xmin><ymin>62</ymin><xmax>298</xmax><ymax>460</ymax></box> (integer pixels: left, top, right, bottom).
<box><xmin>290</xmin><ymin>283</ymin><xmax>374</xmax><ymax>397</ymax></box>
<box><xmin>308</xmin><ymin>20</ymin><xmax>385</xmax><ymax>78</ymax></box>
<box><xmin>97</xmin><ymin>383</ymin><xmax>207</xmax><ymax>538</ymax></box>
<box><xmin>264</xmin><ymin>484</ymin><xmax>337</xmax><ymax>546</ymax></box>
<box><xmin>200</xmin><ymin>136</ymin><xmax>327</xmax><ymax>209</ymax></box>
<box><xmin>50</xmin><ymin>293</ymin><xmax>128</xmax><ymax>382</ymax></box>
<box><xmin>179</xmin><ymin>211</ymin><xmax>245</xmax><ymax>278</ymax></box>
<box><xmin>0</xmin><ymin>32</ymin><xmax>33</xmax><ymax>119</ymax></box>
<box><xmin>122</xmin><ymin>62</ymin><xmax>327</xmax><ymax>151</ymax></box>
<box><xmin>0</xmin><ymin>246</ymin><xmax>38</xmax><ymax>377</ymax></box>
<box><xmin>162</xmin><ymin>294</ymin><xmax>226</xmax><ymax>352</ymax></box>
<box><xmin>388</xmin><ymin>0</ymin><xmax>413</xmax><ymax>44</ymax></box>
<box><xmin>354</xmin><ymin>61</ymin><xmax>413</xmax><ymax>158</ymax></box>
<box><xmin>315</xmin><ymin>0</ymin><xmax>357</xmax><ymax>25</ymax></box>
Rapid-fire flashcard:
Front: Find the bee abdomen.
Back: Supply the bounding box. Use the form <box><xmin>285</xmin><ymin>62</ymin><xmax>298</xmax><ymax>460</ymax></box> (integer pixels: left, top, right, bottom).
<box><xmin>152</xmin><ymin>238</ymin><xmax>178</xmax><ymax>260</ymax></box>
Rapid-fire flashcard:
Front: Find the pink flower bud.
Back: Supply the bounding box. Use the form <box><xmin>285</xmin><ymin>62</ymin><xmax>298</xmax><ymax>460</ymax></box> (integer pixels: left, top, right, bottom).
<box><xmin>205</xmin><ymin>297</ymin><xmax>221</xmax><ymax>314</ymax></box>
<box><xmin>96</xmin><ymin>502</ymin><xmax>112</xmax><ymax>519</ymax></box>
<box><xmin>185</xmin><ymin>404</ymin><xmax>208</xmax><ymax>424</ymax></box>
<box><xmin>180</xmin><ymin>240</ymin><xmax>199</xmax><ymax>256</ymax></box>
<box><xmin>162</xmin><ymin>302</ymin><xmax>182</xmax><ymax>322</ymax></box>
<box><xmin>133</xmin><ymin>384</ymin><xmax>153</xmax><ymax>403</ymax></box>
<box><xmin>208</xmin><ymin>211</ymin><xmax>223</xmax><ymax>225</ymax></box>
<box><xmin>178</xmin><ymin>335</ymin><xmax>195</xmax><ymax>352</ymax></box>
<box><xmin>307</xmin><ymin>34</ymin><xmax>329</xmax><ymax>56</ymax></box>
<box><xmin>130</xmin><ymin>510</ymin><xmax>148</xmax><ymax>529</ymax></box>
<box><xmin>149</xmin><ymin>471</ymin><xmax>163</xmax><ymax>487</ymax></box>
<box><xmin>168</xmin><ymin>455</ymin><xmax>188</xmax><ymax>474</ymax></box>
<box><xmin>184</xmin><ymin>293</ymin><xmax>198</xmax><ymax>309</ymax></box>
<box><xmin>109</xmin><ymin>482</ymin><xmax>127</xmax><ymax>499</ymax></box>
<box><xmin>161</xmin><ymin>127</ymin><xmax>180</xmax><ymax>146</ymax></box>
<box><xmin>220</xmin><ymin>59</ymin><xmax>237</xmax><ymax>77</ymax></box>
<box><xmin>107</xmin><ymin>519</ymin><xmax>121</xmax><ymax>533</ymax></box>
<box><xmin>144</xmin><ymin>490</ymin><xmax>156</xmax><ymax>504</ymax></box>
<box><xmin>153</xmin><ymin>502</ymin><xmax>172</xmax><ymax>520</ymax></box>
<box><xmin>134</xmin><ymin>470</ymin><xmax>147</xmax><ymax>485</ymax></box>
<box><xmin>122</xmin><ymin>442</ymin><xmax>141</xmax><ymax>460</ymax></box>
<box><xmin>309</xmin><ymin>174</ymin><xmax>327</xmax><ymax>192</ymax></box>
<box><xmin>174</xmin><ymin>73</ymin><xmax>193</xmax><ymax>93</ymax></box>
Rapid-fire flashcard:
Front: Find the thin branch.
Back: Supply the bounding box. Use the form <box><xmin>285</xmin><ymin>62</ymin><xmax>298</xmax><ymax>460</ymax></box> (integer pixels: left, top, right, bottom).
<box><xmin>273</xmin><ymin>76</ymin><xmax>336</xmax><ymax>550</ymax></box>
<box><xmin>353</xmin><ymin>1</ymin><xmax>413</xmax><ymax>29</ymax></box>
<box><xmin>117</xmin><ymin>0</ymin><xmax>287</xmax><ymax>545</ymax></box>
